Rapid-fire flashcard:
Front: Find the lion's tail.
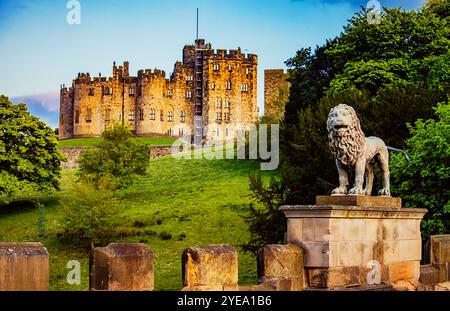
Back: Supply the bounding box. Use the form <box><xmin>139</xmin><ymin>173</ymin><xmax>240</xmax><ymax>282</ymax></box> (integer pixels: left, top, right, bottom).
<box><xmin>387</xmin><ymin>146</ymin><xmax>411</xmax><ymax>162</ymax></box>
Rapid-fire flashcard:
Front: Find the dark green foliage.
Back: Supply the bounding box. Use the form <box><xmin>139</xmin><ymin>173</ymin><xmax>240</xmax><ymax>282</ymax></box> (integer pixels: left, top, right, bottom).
<box><xmin>77</xmin><ymin>124</ymin><xmax>149</xmax><ymax>188</ymax></box>
<box><xmin>246</xmin><ymin>1</ymin><xmax>450</xmax><ymax>249</ymax></box>
<box><xmin>0</xmin><ymin>95</ymin><xmax>64</xmax><ymax>197</ymax></box>
<box><xmin>391</xmin><ymin>103</ymin><xmax>450</xmax><ymax>239</ymax></box>
<box><xmin>60</xmin><ymin>178</ymin><xmax>122</xmax><ymax>245</ymax></box>
<box><xmin>242</xmin><ymin>173</ymin><xmax>286</xmax><ymax>254</ymax></box>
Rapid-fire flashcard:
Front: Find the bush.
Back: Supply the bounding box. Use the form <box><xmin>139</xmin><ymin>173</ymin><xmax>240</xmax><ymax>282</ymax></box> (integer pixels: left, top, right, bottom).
<box><xmin>391</xmin><ymin>102</ymin><xmax>450</xmax><ymax>240</ymax></box>
<box><xmin>60</xmin><ymin>178</ymin><xmax>122</xmax><ymax>246</ymax></box>
<box><xmin>77</xmin><ymin>124</ymin><xmax>149</xmax><ymax>188</ymax></box>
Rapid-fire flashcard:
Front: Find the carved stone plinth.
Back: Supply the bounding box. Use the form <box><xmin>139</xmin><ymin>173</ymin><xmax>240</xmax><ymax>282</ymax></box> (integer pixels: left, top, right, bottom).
<box><xmin>281</xmin><ymin>196</ymin><xmax>427</xmax><ymax>289</ymax></box>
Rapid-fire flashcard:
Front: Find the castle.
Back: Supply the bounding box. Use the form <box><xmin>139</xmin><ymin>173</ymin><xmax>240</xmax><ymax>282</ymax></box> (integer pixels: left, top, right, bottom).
<box><xmin>59</xmin><ymin>39</ymin><xmax>258</xmax><ymax>143</ymax></box>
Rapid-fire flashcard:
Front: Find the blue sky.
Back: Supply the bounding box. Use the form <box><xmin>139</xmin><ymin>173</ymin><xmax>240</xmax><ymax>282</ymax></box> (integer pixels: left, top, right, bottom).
<box><xmin>0</xmin><ymin>0</ymin><xmax>424</xmax><ymax>128</ymax></box>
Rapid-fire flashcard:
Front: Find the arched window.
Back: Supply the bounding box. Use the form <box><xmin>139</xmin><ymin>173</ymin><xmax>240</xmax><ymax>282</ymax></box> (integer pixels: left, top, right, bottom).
<box><xmin>180</xmin><ymin>111</ymin><xmax>186</xmax><ymax>123</ymax></box>
<box><xmin>226</xmin><ymin>79</ymin><xmax>231</xmax><ymax>90</ymax></box>
<box><xmin>224</xmin><ymin>99</ymin><xmax>230</xmax><ymax>108</ymax></box>
<box><xmin>216</xmin><ymin>99</ymin><xmax>221</xmax><ymax>108</ymax></box>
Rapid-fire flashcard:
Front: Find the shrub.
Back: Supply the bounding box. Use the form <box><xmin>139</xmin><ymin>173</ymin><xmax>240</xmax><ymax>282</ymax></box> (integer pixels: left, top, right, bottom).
<box><xmin>60</xmin><ymin>178</ymin><xmax>122</xmax><ymax>246</ymax></box>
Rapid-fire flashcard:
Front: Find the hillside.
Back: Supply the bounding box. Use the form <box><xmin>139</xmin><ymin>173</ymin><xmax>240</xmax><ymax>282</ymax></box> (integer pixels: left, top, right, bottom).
<box><xmin>0</xmin><ymin>155</ymin><xmax>276</xmax><ymax>290</ymax></box>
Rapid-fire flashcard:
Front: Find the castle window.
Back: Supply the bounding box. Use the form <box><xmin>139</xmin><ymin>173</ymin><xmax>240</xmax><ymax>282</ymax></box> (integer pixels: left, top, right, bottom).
<box><xmin>75</xmin><ymin>111</ymin><xmax>80</xmax><ymax>123</ymax></box>
<box><xmin>241</xmin><ymin>83</ymin><xmax>249</xmax><ymax>92</ymax></box>
<box><xmin>150</xmin><ymin>109</ymin><xmax>156</xmax><ymax>120</ymax></box>
<box><xmin>245</xmin><ymin>68</ymin><xmax>250</xmax><ymax>75</ymax></box>
<box><xmin>216</xmin><ymin>99</ymin><xmax>221</xmax><ymax>108</ymax></box>
<box><xmin>216</xmin><ymin>112</ymin><xmax>222</xmax><ymax>121</ymax></box>
<box><xmin>168</xmin><ymin>89</ymin><xmax>173</xmax><ymax>96</ymax></box>
<box><xmin>104</xmin><ymin>87</ymin><xmax>112</xmax><ymax>95</ymax></box>
<box><xmin>180</xmin><ymin>111</ymin><xmax>186</xmax><ymax>123</ymax></box>
<box><xmin>86</xmin><ymin>109</ymin><xmax>92</xmax><ymax>123</ymax></box>
<box><xmin>186</xmin><ymin>90</ymin><xmax>192</xmax><ymax>99</ymax></box>
<box><xmin>213</xmin><ymin>64</ymin><xmax>220</xmax><ymax>72</ymax></box>
<box><xmin>105</xmin><ymin>108</ymin><xmax>111</xmax><ymax>122</ymax></box>
<box><xmin>224</xmin><ymin>99</ymin><xmax>230</xmax><ymax>108</ymax></box>
<box><xmin>228</xmin><ymin>64</ymin><xmax>232</xmax><ymax>71</ymax></box>
<box><xmin>186</xmin><ymin>75</ymin><xmax>193</xmax><ymax>81</ymax></box>
<box><xmin>139</xmin><ymin>108</ymin><xmax>144</xmax><ymax>121</ymax></box>
<box><xmin>160</xmin><ymin>110</ymin><xmax>164</xmax><ymax>121</ymax></box>
<box><xmin>129</xmin><ymin>87</ymin><xmax>135</xmax><ymax>96</ymax></box>
<box><xmin>168</xmin><ymin>111</ymin><xmax>173</xmax><ymax>122</ymax></box>
<box><xmin>224</xmin><ymin>112</ymin><xmax>231</xmax><ymax>122</ymax></box>
<box><xmin>211</xmin><ymin>82</ymin><xmax>215</xmax><ymax>90</ymax></box>
<box><xmin>167</xmin><ymin>129</ymin><xmax>173</xmax><ymax>136</ymax></box>
<box><xmin>226</xmin><ymin>79</ymin><xmax>232</xmax><ymax>90</ymax></box>
<box><xmin>128</xmin><ymin>111</ymin><xmax>134</xmax><ymax>121</ymax></box>
<box><xmin>88</xmin><ymin>88</ymin><xmax>94</xmax><ymax>96</ymax></box>
<box><xmin>178</xmin><ymin>128</ymin><xmax>184</xmax><ymax>136</ymax></box>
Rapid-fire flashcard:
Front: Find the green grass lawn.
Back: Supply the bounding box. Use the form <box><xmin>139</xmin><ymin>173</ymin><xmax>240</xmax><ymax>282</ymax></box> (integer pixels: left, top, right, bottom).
<box><xmin>58</xmin><ymin>136</ymin><xmax>177</xmax><ymax>148</ymax></box>
<box><xmin>0</xmin><ymin>155</ymin><xmax>276</xmax><ymax>290</ymax></box>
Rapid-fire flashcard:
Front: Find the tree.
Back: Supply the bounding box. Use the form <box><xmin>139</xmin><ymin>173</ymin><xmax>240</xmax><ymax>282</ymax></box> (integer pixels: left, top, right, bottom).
<box><xmin>77</xmin><ymin>124</ymin><xmax>149</xmax><ymax>188</ymax></box>
<box><xmin>391</xmin><ymin>103</ymin><xmax>450</xmax><ymax>240</ymax></box>
<box><xmin>0</xmin><ymin>95</ymin><xmax>64</xmax><ymax>197</ymax></box>
<box><xmin>60</xmin><ymin>177</ymin><xmax>122</xmax><ymax>246</ymax></box>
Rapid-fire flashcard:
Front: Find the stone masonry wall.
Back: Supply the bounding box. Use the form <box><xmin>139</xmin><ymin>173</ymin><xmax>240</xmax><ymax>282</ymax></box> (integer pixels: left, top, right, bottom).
<box><xmin>264</xmin><ymin>69</ymin><xmax>290</xmax><ymax>121</ymax></box>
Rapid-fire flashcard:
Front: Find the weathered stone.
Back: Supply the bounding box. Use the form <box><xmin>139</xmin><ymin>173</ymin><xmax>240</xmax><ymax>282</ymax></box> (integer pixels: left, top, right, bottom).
<box><xmin>430</xmin><ymin>235</ymin><xmax>450</xmax><ymax>282</ymax></box>
<box><xmin>182</xmin><ymin>244</ymin><xmax>238</xmax><ymax>290</ymax></box>
<box><xmin>419</xmin><ymin>264</ymin><xmax>440</xmax><ymax>285</ymax></box>
<box><xmin>0</xmin><ymin>242</ymin><xmax>49</xmax><ymax>291</ymax></box>
<box><xmin>316</xmin><ymin>196</ymin><xmax>402</xmax><ymax>208</ymax></box>
<box><xmin>264</xmin><ymin>69</ymin><xmax>290</xmax><ymax>120</ymax></box>
<box><xmin>91</xmin><ymin>243</ymin><xmax>154</xmax><ymax>291</ymax></box>
<box><xmin>257</xmin><ymin>244</ymin><xmax>305</xmax><ymax>291</ymax></box>
<box><xmin>281</xmin><ymin>204</ymin><xmax>426</xmax><ymax>289</ymax></box>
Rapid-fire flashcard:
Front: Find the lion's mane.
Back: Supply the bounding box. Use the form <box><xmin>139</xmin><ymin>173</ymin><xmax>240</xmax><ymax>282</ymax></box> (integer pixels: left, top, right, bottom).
<box><xmin>327</xmin><ymin>104</ymin><xmax>365</xmax><ymax>166</ymax></box>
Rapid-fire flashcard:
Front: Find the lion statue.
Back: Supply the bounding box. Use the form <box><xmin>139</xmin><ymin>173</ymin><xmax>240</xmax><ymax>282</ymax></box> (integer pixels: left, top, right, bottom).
<box><xmin>327</xmin><ymin>104</ymin><xmax>390</xmax><ymax>196</ymax></box>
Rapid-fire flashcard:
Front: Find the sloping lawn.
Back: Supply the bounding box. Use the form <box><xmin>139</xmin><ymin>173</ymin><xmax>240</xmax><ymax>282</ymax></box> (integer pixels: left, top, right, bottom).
<box><xmin>58</xmin><ymin>136</ymin><xmax>176</xmax><ymax>148</ymax></box>
<box><xmin>0</xmin><ymin>155</ymin><xmax>276</xmax><ymax>290</ymax></box>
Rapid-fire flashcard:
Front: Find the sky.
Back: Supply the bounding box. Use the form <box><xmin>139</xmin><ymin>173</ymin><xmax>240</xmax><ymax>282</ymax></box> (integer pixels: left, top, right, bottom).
<box><xmin>0</xmin><ymin>0</ymin><xmax>424</xmax><ymax>128</ymax></box>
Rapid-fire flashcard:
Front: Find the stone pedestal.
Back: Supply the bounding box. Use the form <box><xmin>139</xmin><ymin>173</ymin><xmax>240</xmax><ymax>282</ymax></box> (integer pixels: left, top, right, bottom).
<box><xmin>281</xmin><ymin>196</ymin><xmax>427</xmax><ymax>289</ymax></box>
<box><xmin>182</xmin><ymin>244</ymin><xmax>238</xmax><ymax>291</ymax></box>
<box><xmin>91</xmin><ymin>243</ymin><xmax>154</xmax><ymax>291</ymax></box>
<box><xmin>0</xmin><ymin>242</ymin><xmax>49</xmax><ymax>291</ymax></box>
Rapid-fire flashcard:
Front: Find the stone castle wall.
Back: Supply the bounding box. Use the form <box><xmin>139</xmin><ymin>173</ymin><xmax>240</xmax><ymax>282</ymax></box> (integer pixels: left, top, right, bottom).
<box><xmin>264</xmin><ymin>69</ymin><xmax>290</xmax><ymax>121</ymax></box>
<box><xmin>59</xmin><ymin>40</ymin><xmax>258</xmax><ymax>142</ymax></box>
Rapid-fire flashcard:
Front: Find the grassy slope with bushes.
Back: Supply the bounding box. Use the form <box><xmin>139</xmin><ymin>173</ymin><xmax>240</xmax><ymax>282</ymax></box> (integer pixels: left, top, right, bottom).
<box><xmin>58</xmin><ymin>137</ymin><xmax>176</xmax><ymax>147</ymax></box>
<box><xmin>0</xmin><ymin>155</ymin><xmax>275</xmax><ymax>290</ymax></box>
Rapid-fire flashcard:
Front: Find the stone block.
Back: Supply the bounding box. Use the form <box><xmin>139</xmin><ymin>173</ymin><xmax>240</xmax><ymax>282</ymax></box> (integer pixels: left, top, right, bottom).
<box><xmin>398</xmin><ymin>240</ymin><xmax>421</xmax><ymax>262</ymax></box>
<box><xmin>302</xmin><ymin>219</ymin><xmax>315</xmax><ymax>241</ymax></box>
<box><xmin>342</xmin><ymin>219</ymin><xmax>365</xmax><ymax>241</ymax></box>
<box><xmin>419</xmin><ymin>264</ymin><xmax>440</xmax><ymax>285</ymax></box>
<box><xmin>314</xmin><ymin>219</ymin><xmax>330</xmax><ymax>241</ymax></box>
<box><xmin>316</xmin><ymin>195</ymin><xmax>402</xmax><ymax>208</ymax></box>
<box><xmin>182</xmin><ymin>244</ymin><xmax>238</xmax><ymax>288</ymax></box>
<box><xmin>388</xmin><ymin>261</ymin><xmax>420</xmax><ymax>282</ymax></box>
<box><xmin>430</xmin><ymin>235</ymin><xmax>450</xmax><ymax>266</ymax></box>
<box><xmin>398</xmin><ymin>219</ymin><xmax>420</xmax><ymax>240</ymax></box>
<box><xmin>301</xmin><ymin>241</ymin><xmax>329</xmax><ymax>267</ymax></box>
<box><xmin>286</xmin><ymin>218</ymin><xmax>302</xmax><ymax>244</ymax></box>
<box><xmin>308</xmin><ymin>267</ymin><xmax>359</xmax><ymax>289</ymax></box>
<box><xmin>381</xmin><ymin>240</ymin><xmax>400</xmax><ymax>264</ymax></box>
<box><xmin>0</xmin><ymin>242</ymin><xmax>49</xmax><ymax>291</ymax></box>
<box><xmin>257</xmin><ymin>244</ymin><xmax>305</xmax><ymax>291</ymax></box>
<box><xmin>91</xmin><ymin>243</ymin><xmax>153</xmax><ymax>291</ymax></box>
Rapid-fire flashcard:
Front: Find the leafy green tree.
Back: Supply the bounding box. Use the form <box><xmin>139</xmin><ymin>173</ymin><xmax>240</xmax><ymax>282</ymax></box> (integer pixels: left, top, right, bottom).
<box><xmin>391</xmin><ymin>103</ymin><xmax>450</xmax><ymax>240</ymax></box>
<box><xmin>77</xmin><ymin>124</ymin><xmax>149</xmax><ymax>188</ymax></box>
<box><xmin>60</xmin><ymin>177</ymin><xmax>122</xmax><ymax>246</ymax></box>
<box><xmin>0</xmin><ymin>95</ymin><xmax>64</xmax><ymax>197</ymax></box>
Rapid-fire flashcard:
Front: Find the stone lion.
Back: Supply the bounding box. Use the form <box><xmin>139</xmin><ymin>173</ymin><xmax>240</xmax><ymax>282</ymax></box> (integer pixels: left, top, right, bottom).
<box><xmin>327</xmin><ymin>104</ymin><xmax>390</xmax><ymax>196</ymax></box>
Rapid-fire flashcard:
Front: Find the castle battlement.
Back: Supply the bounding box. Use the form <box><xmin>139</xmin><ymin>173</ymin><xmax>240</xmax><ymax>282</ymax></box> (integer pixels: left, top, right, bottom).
<box><xmin>137</xmin><ymin>68</ymin><xmax>167</xmax><ymax>79</ymax></box>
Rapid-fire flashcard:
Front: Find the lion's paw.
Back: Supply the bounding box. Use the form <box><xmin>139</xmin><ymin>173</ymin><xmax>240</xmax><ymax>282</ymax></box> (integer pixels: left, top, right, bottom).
<box><xmin>331</xmin><ymin>187</ymin><xmax>347</xmax><ymax>195</ymax></box>
<box><xmin>378</xmin><ymin>188</ymin><xmax>391</xmax><ymax>196</ymax></box>
<box><xmin>348</xmin><ymin>186</ymin><xmax>365</xmax><ymax>195</ymax></box>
